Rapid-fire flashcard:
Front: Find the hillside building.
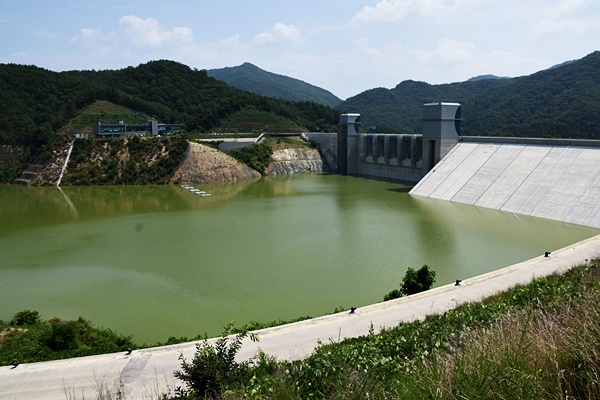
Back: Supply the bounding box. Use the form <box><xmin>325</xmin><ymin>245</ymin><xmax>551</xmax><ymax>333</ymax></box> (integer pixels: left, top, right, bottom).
<box><xmin>93</xmin><ymin>120</ymin><xmax>182</xmax><ymax>138</ymax></box>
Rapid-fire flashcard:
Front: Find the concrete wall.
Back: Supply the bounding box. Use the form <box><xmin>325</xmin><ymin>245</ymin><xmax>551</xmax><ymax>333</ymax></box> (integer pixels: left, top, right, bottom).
<box><xmin>357</xmin><ymin>134</ymin><xmax>425</xmax><ymax>182</ymax></box>
<box><xmin>410</xmin><ymin>138</ymin><xmax>600</xmax><ymax>229</ymax></box>
<box><xmin>305</xmin><ymin>132</ymin><xmax>338</xmax><ymax>172</ymax></box>
<box><xmin>312</xmin><ymin>131</ymin><xmax>428</xmax><ymax>183</ymax></box>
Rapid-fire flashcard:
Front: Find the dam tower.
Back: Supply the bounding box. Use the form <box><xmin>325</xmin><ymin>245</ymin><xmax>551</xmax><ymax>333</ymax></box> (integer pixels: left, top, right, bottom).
<box><xmin>422</xmin><ymin>102</ymin><xmax>461</xmax><ymax>172</ymax></box>
<box><xmin>337</xmin><ymin>113</ymin><xmax>361</xmax><ymax>175</ymax></box>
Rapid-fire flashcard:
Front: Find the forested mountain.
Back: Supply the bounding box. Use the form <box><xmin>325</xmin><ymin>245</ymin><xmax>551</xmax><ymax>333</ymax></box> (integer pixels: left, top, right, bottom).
<box><xmin>0</xmin><ymin>60</ymin><xmax>339</xmax><ymax>146</ymax></box>
<box><xmin>0</xmin><ymin>60</ymin><xmax>339</xmax><ymax>183</ymax></box>
<box><xmin>340</xmin><ymin>51</ymin><xmax>600</xmax><ymax>138</ymax></box>
<box><xmin>207</xmin><ymin>62</ymin><xmax>343</xmax><ymax>108</ymax></box>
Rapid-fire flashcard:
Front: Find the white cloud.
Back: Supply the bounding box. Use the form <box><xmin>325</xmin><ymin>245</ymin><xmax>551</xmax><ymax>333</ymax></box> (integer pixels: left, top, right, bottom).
<box><xmin>255</xmin><ymin>23</ymin><xmax>301</xmax><ymax>44</ymax></box>
<box><xmin>220</xmin><ymin>34</ymin><xmax>241</xmax><ymax>46</ymax></box>
<box><xmin>69</xmin><ymin>27</ymin><xmax>104</xmax><ymax>45</ymax></box>
<box><xmin>432</xmin><ymin>38</ymin><xmax>475</xmax><ymax>62</ymax></box>
<box><xmin>118</xmin><ymin>16</ymin><xmax>193</xmax><ymax>48</ymax></box>
<box><xmin>532</xmin><ymin>0</ymin><xmax>600</xmax><ymax>38</ymax></box>
<box><xmin>351</xmin><ymin>0</ymin><xmax>476</xmax><ymax>23</ymax></box>
<box><xmin>69</xmin><ymin>15</ymin><xmax>193</xmax><ymax>51</ymax></box>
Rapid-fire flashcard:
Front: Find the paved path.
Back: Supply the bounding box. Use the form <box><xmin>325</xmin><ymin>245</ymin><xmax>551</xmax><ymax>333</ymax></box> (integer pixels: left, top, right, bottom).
<box><xmin>2</xmin><ymin>234</ymin><xmax>600</xmax><ymax>399</ymax></box>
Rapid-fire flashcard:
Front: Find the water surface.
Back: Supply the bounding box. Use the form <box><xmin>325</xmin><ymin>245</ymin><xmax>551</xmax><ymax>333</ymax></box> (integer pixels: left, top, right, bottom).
<box><xmin>1</xmin><ymin>174</ymin><xmax>597</xmax><ymax>343</ymax></box>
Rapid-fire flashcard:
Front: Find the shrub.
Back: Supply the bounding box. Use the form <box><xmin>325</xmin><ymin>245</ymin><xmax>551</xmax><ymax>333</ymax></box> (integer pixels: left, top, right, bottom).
<box><xmin>383</xmin><ymin>265</ymin><xmax>437</xmax><ymax>301</ymax></box>
<box><xmin>174</xmin><ymin>324</ymin><xmax>259</xmax><ymax>399</ymax></box>
<box><xmin>11</xmin><ymin>310</ymin><xmax>41</xmax><ymax>326</ymax></box>
<box><xmin>401</xmin><ymin>265</ymin><xmax>436</xmax><ymax>295</ymax></box>
<box><xmin>226</xmin><ymin>142</ymin><xmax>272</xmax><ymax>175</ymax></box>
<box><xmin>383</xmin><ymin>289</ymin><xmax>402</xmax><ymax>301</ymax></box>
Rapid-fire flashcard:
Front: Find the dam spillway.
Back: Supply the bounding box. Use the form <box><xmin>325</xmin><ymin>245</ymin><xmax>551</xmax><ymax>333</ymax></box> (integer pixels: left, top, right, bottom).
<box><xmin>410</xmin><ymin>137</ymin><xmax>600</xmax><ymax>229</ymax></box>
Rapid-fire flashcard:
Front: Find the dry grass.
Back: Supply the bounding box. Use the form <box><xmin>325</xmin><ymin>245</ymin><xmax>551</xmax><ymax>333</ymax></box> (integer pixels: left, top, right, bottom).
<box><xmin>423</xmin><ymin>291</ymin><xmax>600</xmax><ymax>399</ymax></box>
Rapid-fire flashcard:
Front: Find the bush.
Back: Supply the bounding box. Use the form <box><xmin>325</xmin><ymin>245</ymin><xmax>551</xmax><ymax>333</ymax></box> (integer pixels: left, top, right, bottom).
<box><xmin>384</xmin><ymin>265</ymin><xmax>436</xmax><ymax>301</ymax></box>
<box><xmin>401</xmin><ymin>265</ymin><xmax>436</xmax><ymax>295</ymax></box>
<box><xmin>383</xmin><ymin>289</ymin><xmax>402</xmax><ymax>301</ymax></box>
<box><xmin>0</xmin><ymin>314</ymin><xmax>135</xmax><ymax>365</ymax></box>
<box><xmin>174</xmin><ymin>324</ymin><xmax>259</xmax><ymax>399</ymax></box>
<box><xmin>226</xmin><ymin>142</ymin><xmax>272</xmax><ymax>175</ymax></box>
<box><xmin>11</xmin><ymin>310</ymin><xmax>41</xmax><ymax>326</ymax></box>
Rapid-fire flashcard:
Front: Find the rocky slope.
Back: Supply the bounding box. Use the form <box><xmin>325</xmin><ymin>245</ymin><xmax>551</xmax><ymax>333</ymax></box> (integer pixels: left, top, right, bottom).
<box><xmin>171</xmin><ymin>142</ymin><xmax>261</xmax><ymax>184</ymax></box>
<box><xmin>265</xmin><ymin>147</ymin><xmax>324</xmax><ymax>175</ymax></box>
<box><xmin>9</xmin><ymin>140</ymin><xmax>325</xmax><ymax>186</ymax></box>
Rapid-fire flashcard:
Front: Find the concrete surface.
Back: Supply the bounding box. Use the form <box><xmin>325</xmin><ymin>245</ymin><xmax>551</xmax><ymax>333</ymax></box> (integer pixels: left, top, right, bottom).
<box><xmin>2</xmin><ymin>234</ymin><xmax>600</xmax><ymax>399</ymax></box>
<box><xmin>410</xmin><ymin>141</ymin><xmax>600</xmax><ymax>228</ymax></box>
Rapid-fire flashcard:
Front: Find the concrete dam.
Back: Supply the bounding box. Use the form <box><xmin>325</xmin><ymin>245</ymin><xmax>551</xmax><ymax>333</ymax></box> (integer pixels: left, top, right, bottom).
<box><xmin>411</xmin><ymin>137</ymin><xmax>600</xmax><ymax>229</ymax></box>
<box><xmin>308</xmin><ymin>102</ymin><xmax>600</xmax><ymax>229</ymax></box>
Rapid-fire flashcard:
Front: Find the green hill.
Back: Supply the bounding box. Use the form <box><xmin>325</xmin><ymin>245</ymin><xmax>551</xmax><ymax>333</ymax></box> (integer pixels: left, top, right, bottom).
<box><xmin>0</xmin><ymin>60</ymin><xmax>339</xmax><ymax>145</ymax></box>
<box><xmin>339</xmin><ymin>51</ymin><xmax>600</xmax><ymax>138</ymax></box>
<box><xmin>207</xmin><ymin>62</ymin><xmax>343</xmax><ymax>108</ymax></box>
<box><xmin>0</xmin><ymin>60</ymin><xmax>339</xmax><ymax>182</ymax></box>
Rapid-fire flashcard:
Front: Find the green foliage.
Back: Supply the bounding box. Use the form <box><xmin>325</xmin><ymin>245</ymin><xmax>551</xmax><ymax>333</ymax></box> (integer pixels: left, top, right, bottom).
<box><xmin>0</xmin><ymin>314</ymin><xmax>134</xmax><ymax>366</ymax></box>
<box><xmin>401</xmin><ymin>265</ymin><xmax>436</xmax><ymax>295</ymax></box>
<box><xmin>0</xmin><ymin>145</ymin><xmax>32</xmax><ymax>183</ymax></box>
<box><xmin>174</xmin><ymin>323</ymin><xmax>259</xmax><ymax>399</ymax></box>
<box><xmin>226</xmin><ymin>142</ymin><xmax>272</xmax><ymax>175</ymax></box>
<box><xmin>384</xmin><ymin>265</ymin><xmax>436</xmax><ymax>301</ymax></box>
<box><xmin>69</xmin><ymin>100</ymin><xmax>153</xmax><ymax>129</ymax></box>
<box><xmin>274</xmin><ymin>262</ymin><xmax>599</xmax><ymax>398</ymax></box>
<box><xmin>213</xmin><ymin>107</ymin><xmax>306</xmax><ymax>133</ymax></box>
<box><xmin>11</xmin><ymin>310</ymin><xmax>41</xmax><ymax>326</ymax></box>
<box><xmin>383</xmin><ymin>289</ymin><xmax>402</xmax><ymax>301</ymax></box>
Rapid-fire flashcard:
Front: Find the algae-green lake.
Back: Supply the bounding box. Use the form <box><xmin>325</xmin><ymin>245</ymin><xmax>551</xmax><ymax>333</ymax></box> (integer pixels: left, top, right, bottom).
<box><xmin>1</xmin><ymin>173</ymin><xmax>598</xmax><ymax>344</ymax></box>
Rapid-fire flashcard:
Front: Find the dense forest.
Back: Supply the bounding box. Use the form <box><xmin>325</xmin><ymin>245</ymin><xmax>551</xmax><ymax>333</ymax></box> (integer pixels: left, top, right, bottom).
<box><xmin>0</xmin><ymin>60</ymin><xmax>339</xmax><ymax>154</ymax></box>
<box><xmin>340</xmin><ymin>51</ymin><xmax>600</xmax><ymax>138</ymax></box>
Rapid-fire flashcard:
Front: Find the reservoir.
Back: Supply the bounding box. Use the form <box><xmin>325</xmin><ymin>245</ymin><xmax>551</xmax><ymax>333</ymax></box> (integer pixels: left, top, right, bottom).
<box><xmin>1</xmin><ymin>173</ymin><xmax>598</xmax><ymax>344</ymax></box>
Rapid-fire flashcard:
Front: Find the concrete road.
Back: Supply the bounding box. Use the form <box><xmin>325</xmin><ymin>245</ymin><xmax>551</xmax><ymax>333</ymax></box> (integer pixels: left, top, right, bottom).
<box><xmin>2</xmin><ymin>234</ymin><xmax>600</xmax><ymax>399</ymax></box>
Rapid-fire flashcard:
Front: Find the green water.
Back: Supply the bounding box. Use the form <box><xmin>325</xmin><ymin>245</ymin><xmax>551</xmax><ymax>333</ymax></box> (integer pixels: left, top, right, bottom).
<box><xmin>1</xmin><ymin>174</ymin><xmax>598</xmax><ymax>344</ymax></box>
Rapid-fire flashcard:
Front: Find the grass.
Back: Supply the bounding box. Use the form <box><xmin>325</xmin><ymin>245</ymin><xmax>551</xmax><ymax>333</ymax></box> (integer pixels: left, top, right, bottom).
<box><xmin>212</xmin><ymin>107</ymin><xmax>307</xmax><ymax>134</ymax></box>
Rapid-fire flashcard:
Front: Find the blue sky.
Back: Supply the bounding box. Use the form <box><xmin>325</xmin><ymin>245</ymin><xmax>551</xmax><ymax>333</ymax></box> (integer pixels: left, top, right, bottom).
<box><xmin>1</xmin><ymin>0</ymin><xmax>599</xmax><ymax>99</ymax></box>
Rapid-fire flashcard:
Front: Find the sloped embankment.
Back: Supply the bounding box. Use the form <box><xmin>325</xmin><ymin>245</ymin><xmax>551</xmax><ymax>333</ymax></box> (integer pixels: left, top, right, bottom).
<box><xmin>171</xmin><ymin>142</ymin><xmax>261</xmax><ymax>184</ymax></box>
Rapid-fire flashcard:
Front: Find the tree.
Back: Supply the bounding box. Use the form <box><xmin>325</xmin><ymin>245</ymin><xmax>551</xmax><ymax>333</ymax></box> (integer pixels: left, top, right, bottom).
<box><xmin>384</xmin><ymin>265</ymin><xmax>437</xmax><ymax>301</ymax></box>
<box><xmin>401</xmin><ymin>265</ymin><xmax>436</xmax><ymax>295</ymax></box>
<box><xmin>11</xmin><ymin>310</ymin><xmax>41</xmax><ymax>326</ymax></box>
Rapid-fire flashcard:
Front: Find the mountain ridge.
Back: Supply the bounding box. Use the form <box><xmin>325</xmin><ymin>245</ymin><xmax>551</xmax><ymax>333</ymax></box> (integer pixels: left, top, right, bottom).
<box><xmin>339</xmin><ymin>51</ymin><xmax>600</xmax><ymax>138</ymax></box>
<box><xmin>207</xmin><ymin>62</ymin><xmax>343</xmax><ymax>108</ymax></box>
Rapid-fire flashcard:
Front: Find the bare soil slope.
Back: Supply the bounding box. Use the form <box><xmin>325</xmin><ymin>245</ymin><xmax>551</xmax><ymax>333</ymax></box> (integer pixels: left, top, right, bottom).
<box><xmin>171</xmin><ymin>142</ymin><xmax>261</xmax><ymax>184</ymax></box>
